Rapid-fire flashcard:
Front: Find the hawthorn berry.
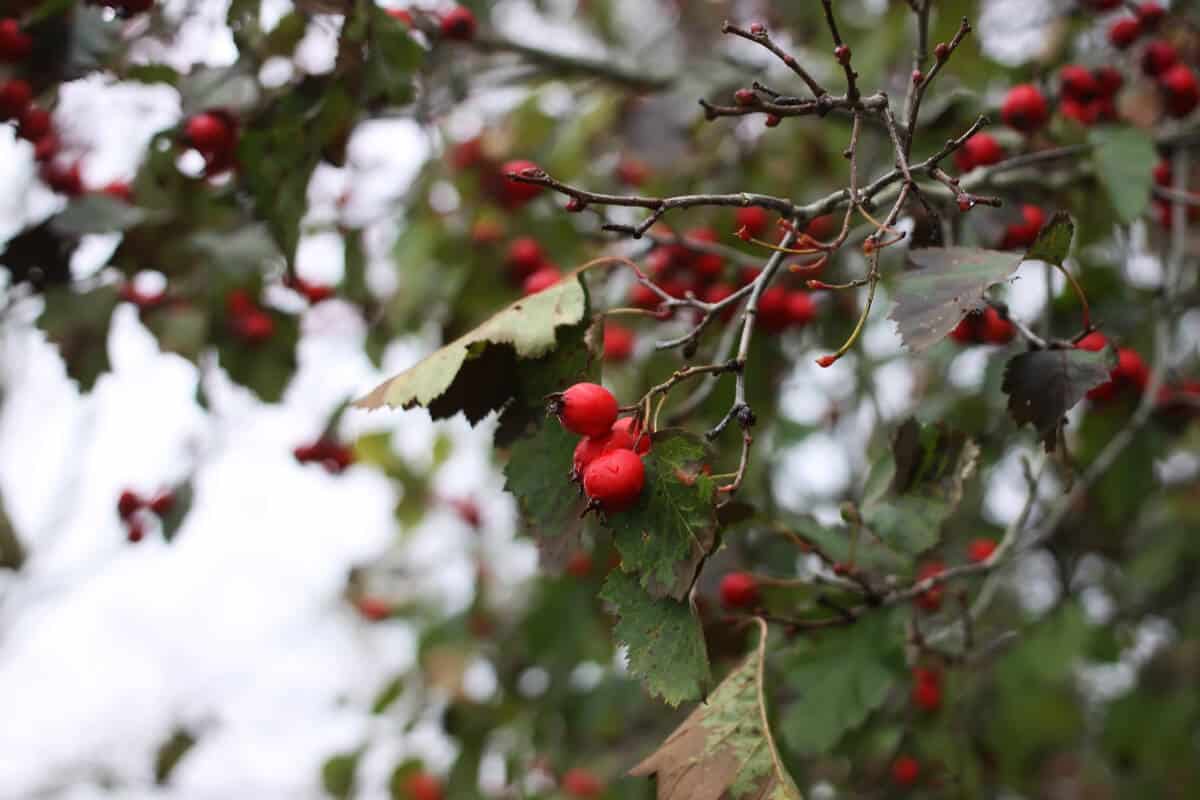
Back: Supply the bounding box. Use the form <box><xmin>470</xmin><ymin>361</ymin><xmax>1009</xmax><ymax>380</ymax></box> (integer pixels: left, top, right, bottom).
<box><xmin>556</xmin><ymin>383</ymin><xmax>619</xmax><ymax>437</ymax></box>
<box><xmin>785</xmin><ymin>291</ymin><xmax>816</xmax><ymax>327</ymax></box>
<box><xmin>522</xmin><ymin>265</ymin><xmax>560</xmax><ymax>295</ymax></box>
<box><xmin>949</xmin><ymin>314</ymin><xmax>977</xmax><ymax>344</ymax></box>
<box><xmin>17</xmin><ymin>106</ymin><xmax>51</xmax><ymax>142</ymax></box>
<box><xmin>0</xmin><ymin>78</ymin><xmax>31</xmax><ymax>120</ymax></box>
<box><xmin>603</xmin><ymin>324</ymin><xmax>635</xmax><ymax>362</ymax></box>
<box><xmin>611</xmin><ymin>417</ymin><xmax>651</xmax><ymax>455</ymax></box>
<box><xmin>449</xmin><ymin>137</ymin><xmax>484</xmax><ymax>170</ymax></box>
<box><xmin>500</xmin><ymin>159</ymin><xmax>544</xmax><ymax>207</ymax></box>
<box><xmin>807</xmin><ymin>214</ymin><xmax>836</xmax><ymax>240</ymax></box>
<box><xmin>1000</xmin><ymin>84</ymin><xmax>1049</xmax><ymax>133</ymax></box>
<box><xmin>1136</xmin><ymin>3</ymin><xmax>1166</xmax><ymax>29</ymax></box>
<box><xmin>702</xmin><ymin>282</ymin><xmax>737</xmax><ymax>320</ymax></box>
<box><xmin>505</xmin><ymin>236</ymin><xmax>544</xmax><ymax>279</ymax></box>
<box><xmin>1076</xmin><ymin>330</ymin><xmax>1107</xmax><ymax>352</ymax></box>
<box><xmin>1093</xmin><ymin>67</ymin><xmax>1123</xmax><ymax>98</ymax></box>
<box><xmin>0</xmin><ymin>19</ymin><xmax>32</xmax><ymax>63</ymax></box>
<box><xmin>757</xmin><ymin>286</ymin><xmax>792</xmax><ymax>332</ymax></box>
<box><xmin>891</xmin><ymin>755</ymin><xmax>920</xmax><ymax>787</ymax></box>
<box><xmin>233</xmin><ymin>309</ymin><xmax>275</xmax><ymax>344</ymax></box>
<box><xmin>912</xmin><ymin>668</ymin><xmax>942</xmax><ymax>712</ymax></box>
<box><xmin>1160</xmin><ymin>65</ymin><xmax>1199</xmax><ymax>119</ymax></box>
<box><xmin>615</xmin><ymin>156</ymin><xmax>649</xmax><ymax>186</ymax></box>
<box><xmin>967</xmin><ymin>537</ymin><xmax>997</xmax><ymax>563</ymax></box>
<box><xmin>914</xmin><ymin>561</ymin><xmax>945</xmax><ymax>612</ymax></box>
<box><xmin>102</xmin><ymin>182</ymin><xmax>134</xmax><ymax>203</ymax></box>
<box><xmin>185</xmin><ymin>111</ymin><xmax>234</xmax><ymax>154</ymax></box>
<box><xmin>719</xmin><ymin>571</ymin><xmax>760</xmax><ymax>609</ymax></box>
<box><xmin>1107</xmin><ymin>17</ymin><xmax>1142</xmax><ymax>49</ymax></box>
<box><xmin>564</xmin><ymin>551</ymin><xmax>593</xmax><ymax>579</ymax></box>
<box><xmin>1114</xmin><ymin>347</ymin><xmax>1150</xmax><ymax>391</ymax></box>
<box><xmin>1141</xmin><ymin>40</ymin><xmax>1178</xmax><ymax>78</ymax></box>
<box><xmin>33</xmin><ymin>134</ymin><xmax>59</xmax><ymax>162</ymax></box>
<box><xmin>629</xmin><ymin>282</ymin><xmax>660</xmax><ymax>309</ymax></box>
<box><xmin>439</xmin><ymin>6</ymin><xmax>476</xmax><ymax>41</ymax></box>
<box><xmin>735</xmin><ymin>206</ymin><xmax>770</xmax><ymax>239</ymax></box>
<box><xmin>148</xmin><ymin>491</ymin><xmax>175</xmax><ymax>516</ymax></box>
<box><xmin>954</xmin><ymin>132</ymin><xmax>1004</xmax><ymax>172</ymax></box>
<box><xmin>41</xmin><ymin>161</ymin><xmax>84</xmax><ymax>197</ymax></box>
<box><xmin>1000</xmin><ymin>205</ymin><xmax>1046</xmax><ymax>250</ymax></box>
<box><xmin>979</xmin><ymin>307</ymin><xmax>1015</xmax><ymax>345</ymax></box>
<box><xmin>1060</xmin><ymin>65</ymin><xmax>1099</xmax><ymax>100</ymax></box>
<box><xmin>118</xmin><ymin>490</ymin><xmax>144</xmax><ymax>519</ymax></box>
<box><xmin>561</xmin><ymin>767</ymin><xmax>603</xmax><ymax>798</ymax></box>
<box><xmin>582</xmin><ymin>448</ymin><xmax>645</xmax><ymax>512</ymax></box>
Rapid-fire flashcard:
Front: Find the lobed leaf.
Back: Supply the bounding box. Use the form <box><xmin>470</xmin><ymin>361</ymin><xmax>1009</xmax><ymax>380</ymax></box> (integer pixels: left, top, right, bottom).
<box><xmin>1002</xmin><ymin>346</ymin><xmax>1117</xmax><ymax>451</ymax></box>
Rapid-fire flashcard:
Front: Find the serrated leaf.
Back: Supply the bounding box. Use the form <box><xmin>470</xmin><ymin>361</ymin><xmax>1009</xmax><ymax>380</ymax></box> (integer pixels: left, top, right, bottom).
<box><xmin>50</xmin><ymin>195</ymin><xmax>161</xmax><ymax>236</ymax></box>
<box><xmin>354</xmin><ymin>274</ymin><xmax>587</xmax><ymax>419</ymax></box>
<box><xmin>1090</xmin><ymin>126</ymin><xmax>1157</xmax><ymax>224</ymax></box>
<box><xmin>607</xmin><ymin>431</ymin><xmax>717</xmax><ymax>600</ymax></box>
<box><xmin>213</xmin><ymin>311</ymin><xmax>300</xmax><ymax>403</ymax></box>
<box><xmin>38</xmin><ymin>284</ymin><xmax>120</xmax><ymax>391</ymax></box>
<box><xmin>861</xmin><ymin>418</ymin><xmax>979</xmax><ymax>555</ymax></box>
<box><xmin>1002</xmin><ymin>346</ymin><xmax>1117</xmax><ymax>451</ymax></box>
<box><xmin>889</xmin><ymin>247</ymin><xmax>1022</xmax><ymax>351</ymax></box>
<box><xmin>779</xmin><ymin>612</ymin><xmax>903</xmax><ymax>755</ymax></box>
<box><xmin>1024</xmin><ymin>211</ymin><xmax>1074</xmax><ymax>266</ymax></box>
<box><xmin>504</xmin><ymin>421</ymin><xmax>585</xmax><ymax>540</ymax></box>
<box><xmin>630</xmin><ymin>620</ymin><xmax>800</xmax><ymax>798</ymax></box>
<box><xmin>601</xmin><ymin>571</ymin><xmax>709</xmax><ymax>707</ymax></box>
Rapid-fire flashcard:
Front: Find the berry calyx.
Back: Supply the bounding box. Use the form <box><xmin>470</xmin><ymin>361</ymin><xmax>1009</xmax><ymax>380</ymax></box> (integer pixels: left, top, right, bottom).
<box><xmin>582</xmin><ymin>449</ymin><xmax>645</xmax><ymax>512</ymax></box>
<box><xmin>439</xmin><ymin>6</ymin><xmax>477</xmax><ymax>41</ymax></box>
<box><xmin>522</xmin><ymin>265</ymin><xmax>561</xmax><ymax>295</ymax></box>
<box><xmin>561</xmin><ymin>767</ymin><xmax>603</xmax><ymax>798</ymax></box>
<box><xmin>719</xmin><ymin>571</ymin><xmax>760</xmax><ymax>609</ymax></box>
<box><xmin>1001</xmin><ymin>84</ymin><xmax>1049</xmax><ymax>133</ymax></box>
<box><xmin>967</xmin><ymin>537</ymin><xmax>997</xmax><ymax>563</ymax></box>
<box><xmin>891</xmin><ymin>755</ymin><xmax>920</xmax><ymax>787</ymax></box>
<box><xmin>555</xmin><ymin>383</ymin><xmax>619</xmax><ymax>437</ymax></box>
<box><xmin>603</xmin><ymin>324</ymin><xmax>635</xmax><ymax>362</ymax></box>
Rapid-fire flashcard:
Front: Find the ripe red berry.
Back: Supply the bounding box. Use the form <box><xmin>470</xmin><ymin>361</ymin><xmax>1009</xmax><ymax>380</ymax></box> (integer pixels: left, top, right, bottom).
<box><xmin>1076</xmin><ymin>330</ymin><xmax>1108</xmax><ymax>352</ymax></box>
<box><xmin>557</xmin><ymin>383</ymin><xmax>619</xmax><ymax>437</ymax></box>
<box><xmin>934</xmin><ymin>42</ymin><xmax>949</xmax><ymax>61</ymax></box>
<box><xmin>615</xmin><ymin>156</ymin><xmax>649</xmax><ymax>186</ymax></box>
<box><xmin>1136</xmin><ymin>3</ymin><xmax>1166</xmax><ymax>29</ymax></box>
<box><xmin>967</xmin><ymin>537</ymin><xmax>997</xmax><ymax>563</ymax></box>
<box><xmin>611</xmin><ymin>417</ymin><xmax>651</xmax><ymax>455</ymax></box>
<box><xmin>386</xmin><ymin>8</ymin><xmax>414</xmax><ymax>25</ymax></box>
<box><xmin>1160</xmin><ymin>65</ymin><xmax>1199</xmax><ymax>119</ymax></box>
<box><xmin>565</xmin><ymin>551</ymin><xmax>593</xmax><ymax>578</ymax></box>
<box><xmin>185</xmin><ymin>111</ymin><xmax>233</xmax><ymax>154</ymax></box>
<box><xmin>449</xmin><ymin>137</ymin><xmax>483</xmax><ymax>170</ymax></box>
<box><xmin>757</xmin><ymin>286</ymin><xmax>792</xmax><ymax>332</ymax></box>
<box><xmin>17</xmin><ymin>105</ymin><xmax>51</xmax><ymax>142</ymax></box>
<box><xmin>0</xmin><ymin>19</ymin><xmax>32</xmax><ymax>63</ymax></box>
<box><xmin>127</xmin><ymin>518</ymin><xmax>146</xmax><ymax>543</ymax></box>
<box><xmin>234</xmin><ymin>309</ymin><xmax>275</xmax><ymax>343</ymax></box>
<box><xmin>1001</xmin><ymin>204</ymin><xmax>1046</xmax><ymax>250</ymax></box>
<box><xmin>629</xmin><ymin>283</ymin><xmax>660</xmax><ymax>309</ymax></box>
<box><xmin>522</xmin><ymin>265</ymin><xmax>560</xmax><ymax>295</ymax></box>
<box><xmin>733</xmin><ymin>88</ymin><xmax>756</xmax><ymax>106</ymax></box>
<box><xmin>807</xmin><ymin>214</ymin><xmax>836</xmax><ymax>240</ymax></box>
<box><xmin>1114</xmin><ymin>347</ymin><xmax>1150</xmax><ymax>391</ymax></box>
<box><xmin>719</xmin><ymin>571</ymin><xmax>760</xmax><ymax>609</ymax></box>
<box><xmin>356</xmin><ymin>596</ymin><xmax>391</xmax><ymax>622</ymax></box>
<box><xmin>1093</xmin><ymin>66</ymin><xmax>1124</xmax><ymax>98</ymax></box>
<box><xmin>118</xmin><ymin>490</ymin><xmax>144</xmax><ymax>519</ymax></box>
<box><xmin>33</xmin><ymin>134</ymin><xmax>59</xmax><ymax>162</ymax></box>
<box><xmin>401</xmin><ymin>772</ymin><xmax>443</xmax><ymax>800</ymax></box>
<box><xmin>912</xmin><ymin>669</ymin><xmax>942</xmax><ymax>712</ymax></box>
<box><xmin>949</xmin><ymin>315</ymin><xmax>977</xmax><ymax>344</ymax></box>
<box><xmin>439</xmin><ymin>6</ymin><xmax>477</xmax><ymax>41</ymax></box>
<box><xmin>764</xmin><ymin>113</ymin><xmax>781</xmax><ymax>127</ymax></box>
<box><xmin>785</xmin><ymin>290</ymin><xmax>816</xmax><ymax>327</ymax></box>
<box><xmin>979</xmin><ymin>307</ymin><xmax>1015</xmax><ymax>345</ymax></box>
<box><xmin>1001</xmin><ymin>84</ymin><xmax>1049</xmax><ymax>133</ymax></box>
<box><xmin>0</xmin><ymin>78</ymin><xmax>31</xmax><ymax>120</ymax></box>
<box><xmin>603</xmin><ymin>324</ymin><xmax>635</xmax><ymax>362</ymax></box>
<box><xmin>1107</xmin><ymin>17</ymin><xmax>1142</xmax><ymax>49</ymax></box>
<box><xmin>41</xmin><ymin>161</ymin><xmax>83</xmax><ymax>197</ymax></box>
<box><xmin>582</xmin><ymin>449</ymin><xmax>645</xmax><ymax>512</ymax></box>
<box><xmin>149</xmin><ymin>491</ymin><xmax>175</xmax><ymax>516</ymax></box>
<box><xmin>1141</xmin><ymin>39</ymin><xmax>1179</xmax><ymax>78</ymax></box>
<box><xmin>834</xmin><ymin>44</ymin><xmax>851</xmax><ymax>65</ymax></box>
<box><xmin>954</xmin><ymin>132</ymin><xmax>1004</xmax><ymax>172</ymax></box>
<box><xmin>1060</xmin><ymin>64</ymin><xmax>1099</xmax><ymax>100</ymax></box>
<box><xmin>102</xmin><ymin>181</ymin><xmax>134</xmax><ymax>203</ymax></box>
<box><xmin>891</xmin><ymin>755</ymin><xmax>920</xmax><ymax>787</ymax></box>
<box><xmin>561</xmin><ymin>767</ymin><xmax>603</xmax><ymax>798</ymax></box>
<box><xmin>735</xmin><ymin>206</ymin><xmax>770</xmax><ymax>239</ymax></box>
<box><xmin>505</xmin><ymin>236</ymin><xmax>544</xmax><ymax>279</ymax></box>
<box><xmin>702</xmin><ymin>282</ymin><xmax>737</xmax><ymax>320</ymax></box>
<box><xmin>500</xmin><ymin>159</ymin><xmax>544</xmax><ymax>207</ymax></box>
<box><xmin>914</xmin><ymin>561</ymin><xmax>945</xmax><ymax>612</ymax></box>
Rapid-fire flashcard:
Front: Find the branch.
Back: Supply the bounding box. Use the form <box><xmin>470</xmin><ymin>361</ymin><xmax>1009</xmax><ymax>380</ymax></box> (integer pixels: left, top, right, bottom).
<box><xmin>471</xmin><ymin>34</ymin><xmax>673</xmax><ymax>92</ymax></box>
<box><xmin>721</xmin><ymin>20</ymin><xmax>826</xmax><ymax>99</ymax></box>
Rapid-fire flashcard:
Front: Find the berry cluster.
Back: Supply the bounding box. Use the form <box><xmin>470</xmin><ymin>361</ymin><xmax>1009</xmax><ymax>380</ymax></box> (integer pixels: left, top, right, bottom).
<box><xmin>293</xmin><ymin>438</ymin><xmax>355</xmax><ymax>474</ymax></box>
<box><xmin>1105</xmin><ymin>4</ymin><xmax>1198</xmax><ymax>119</ymax></box>
<box><xmin>948</xmin><ymin>306</ymin><xmax>1015</xmax><ymax>346</ymax></box>
<box><xmin>225</xmin><ymin>289</ymin><xmax>276</xmax><ymax>344</ymax></box>
<box><xmin>1076</xmin><ymin>331</ymin><xmax>1149</xmax><ymax>403</ymax></box>
<box><xmin>116</xmin><ymin>488</ymin><xmax>175</xmax><ymax>543</ymax></box>
<box><xmin>451</xmin><ymin>138</ymin><xmax>547</xmax><ymax>211</ymax></box>
<box><xmin>1057</xmin><ymin>63</ymin><xmax>1123</xmax><ymax>126</ymax></box>
<box><xmin>503</xmin><ymin>236</ymin><xmax>561</xmax><ymax>296</ymax></box>
<box><xmin>553</xmin><ymin>383</ymin><xmax>648</xmax><ymax>513</ymax></box>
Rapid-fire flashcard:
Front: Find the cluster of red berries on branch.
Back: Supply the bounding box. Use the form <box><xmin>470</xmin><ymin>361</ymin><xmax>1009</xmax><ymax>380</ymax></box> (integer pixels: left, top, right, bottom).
<box><xmin>554</xmin><ymin>383</ymin><xmax>648</xmax><ymax>514</ymax></box>
<box><xmin>293</xmin><ymin>438</ymin><xmax>355</xmax><ymax>474</ymax></box>
<box><xmin>225</xmin><ymin>289</ymin><xmax>276</xmax><ymax>345</ymax></box>
<box><xmin>116</xmin><ymin>488</ymin><xmax>175</xmax><ymax>543</ymax></box>
<box><xmin>1104</xmin><ymin>2</ymin><xmax>1199</xmax><ymax>119</ymax></box>
<box><xmin>451</xmin><ymin>137</ymin><xmax>548</xmax><ymax>211</ymax></box>
<box><xmin>183</xmin><ymin>110</ymin><xmax>238</xmax><ymax>177</ymax></box>
<box><xmin>1075</xmin><ymin>331</ymin><xmax>1150</xmax><ymax>404</ymax></box>
<box><xmin>502</xmin><ymin>236</ymin><xmax>562</xmax><ymax>296</ymax></box>
<box><xmin>948</xmin><ymin>306</ymin><xmax>1015</xmax><ymax>347</ymax></box>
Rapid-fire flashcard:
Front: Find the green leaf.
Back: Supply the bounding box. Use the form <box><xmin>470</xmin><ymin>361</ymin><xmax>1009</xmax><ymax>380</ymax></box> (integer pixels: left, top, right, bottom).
<box><xmin>321</xmin><ymin>751</ymin><xmax>360</xmax><ymax>799</ymax></box>
<box><xmin>38</xmin><ymin>284</ymin><xmax>120</xmax><ymax>391</ymax></box>
<box><xmin>179</xmin><ymin>66</ymin><xmax>261</xmax><ymax>115</ymax></box>
<box><xmin>50</xmin><ymin>195</ymin><xmax>161</xmax><ymax>236</ymax></box>
<box><xmin>213</xmin><ymin>310</ymin><xmax>300</xmax><ymax>402</ymax></box>
<box><xmin>159</xmin><ymin>482</ymin><xmax>193</xmax><ymax>542</ymax></box>
<box><xmin>1023</xmin><ymin>210</ymin><xmax>1074</xmax><ymax>266</ymax></box>
<box><xmin>861</xmin><ymin>418</ymin><xmax>979</xmax><ymax>556</ymax></box>
<box><xmin>607</xmin><ymin>431</ymin><xmax>717</xmax><ymax>600</ymax></box>
<box><xmin>504</xmin><ymin>420</ymin><xmax>585</xmax><ymax>540</ymax></box>
<box><xmin>1090</xmin><ymin>126</ymin><xmax>1157</xmax><ymax>224</ymax></box>
<box><xmin>153</xmin><ymin>728</ymin><xmax>196</xmax><ymax>785</ymax></box>
<box><xmin>600</xmin><ymin>571</ymin><xmax>709</xmax><ymax>707</ymax></box>
<box><xmin>779</xmin><ymin>612</ymin><xmax>904</xmax><ymax>755</ymax></box>
<box><xmin>1002</xmin><ymin>345</ymin><xmax>1117</xmax><ymax>451</ymax></box>
<box><xmin>354</xmin><ymin>273</ymin><xmax>588</xmax><ymax>419</ymax></box>
<box><xmin>888</xmin><ymin>247</ymin><xmax>1022</xmax><ymax>351</ymax></box>
<box><xmin>365</xmin><ymin>8</ymin><xmax>424</xmax><ymax>106</ymax></box>
<box><xmin>630</xmin><ymin>621</ymin><xmax>800</xmax><ymax>798</ymax></box>
<box><xmin>0</xmin><ymin>489</ymin><xmax>25</xmax><ymax>571</ymax></box>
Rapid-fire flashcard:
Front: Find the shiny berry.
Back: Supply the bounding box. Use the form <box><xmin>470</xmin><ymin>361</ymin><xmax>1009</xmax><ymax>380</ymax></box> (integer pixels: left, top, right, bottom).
<box><xmin>234</xmin><ymin>309</ymin><xmax>275</xmax><ymax>343</ymax></box>
<box><xmin>967</xmin><ymin>537</ymin><xmax>997</xmax><ymax>563</ymax></box>
<box><xmin>582</xmin><ymin>449</ymin><xmax>645</xmax><ymax>512</ymax></box>
<box><xmin>1001</xmin><ymin>84</ymin><xmax>1049</xmax><ymax>133</ymax></box>
<box><xmin>719</xmin><ymin>571</ymin><xmax>760</xmax><ymax>609</ymax></box>
<box><xmin>1141</xmin><ymin>40</ymin><xmax>1178</xmax><ymax>78</ymax></box>
<box><xmin>557</xmin><ymin>383</ymin><xmax>619</xmax><ymax>437</ymax></box>
<box><xmin>735</xmin><ymin>206</ymin><xmax>770</xmax><ymax>238</ymax></box>
<box><xmin>1076</xmin><ymin>330</ymin><xmax>1108</xmax><ymax>352</ymax></box>
<box><xmin>500</xmin><ymin>159</ymin><xmax>544</xmax><ymax>207</ymax></box>
<box><xmin>611</xmin><ymin>417</ymin><xmax>651</xmax><ymax>455</ymax></box>
<box><xmin>954</xmin><ymin>132</ymin><xmax>1004</xmax><ymax>172</ymax></box>
<box><xmin>1161</xmin><ymin>65</ymin><xmax>1199</xmax><ymax>119</ymax></box>
<box><xmin>1108</xmin><ymin>17</ymin><xmax>1142</xmax><ymax>49</ymax></box>
<box><xmin>603</xmin><ymin>324</ymin><xmax>635</xmax><ymax>362</ymax></box>
<box><xmin>980</xmin><ymin>307</ymin><xmax>1015</xmax><ymax>344</ymax></box>
<box><xmin>949</xmin><ymin>315</ymin><xmax>977</xmax><ymax>344</ymax></box>
<box><xmin>439</xmin><ymin>6</ymin><xmax>477</xmax><ymax>41</ymax></box>
<box><xmin>785</xmin><ymin>291</ymin><xmax>815</xmax><ymax>326</ymax></box>
<box><xmin>185</xmin><ymin>112</ymin><xmax>234</xmax><ymax>153</ymax></box>
<box><xmin>1060</xmin><ymin>65</ymin><xmax>1099</xmax><ymax>100</ymax></box>
<box><xmin>757</xmin><ymin>286</ymin><xmax>792</xmax><ymax>332</ymax></box>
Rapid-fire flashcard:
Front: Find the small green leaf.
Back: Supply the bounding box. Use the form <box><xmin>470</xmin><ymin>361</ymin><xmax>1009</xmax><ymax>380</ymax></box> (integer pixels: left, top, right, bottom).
<box><xmin>179</xmin><ymin>66</ymin><xmax>261</xmax><ymax>114</ymax></box>
<box><xmin>159</xmin><ymin>482</ymin><xmax>193</xmax><ymax>542</ymax></box>
<box><xmin>38</xmin><ymin>284</ymin><xmax>121</xmax><ymax>391</ymax></box>
<box><xmin>153</xmin><ymin>728</ymin><xmax>197</xmax><ymax>786</ymax></box>
<box><xmin>1023</xmin><ymin>211</ymin><xmax>1074</xmax><ymax>266</ymax></box>
<box><xmin>889</xmin><ymin>247</ymin><xmax>1022</xmax><ymax>351</ymax></box>
<box><xmin>321</xmin><ymin>751</ymin><xmax>360</xmax><ymax>799</ymax></box>
<box><xmin>1090</xmin><ymin>126</ymin><xmax>1157</xmax><ymax>224</ymax></box>
<box><xmin>779</xmin><ymin>612</ymin><xmax>904</xmax><ymax>755</ymax></box>
<box><xmin>600</xmin><ymin>571</ymin><xmax>709</xmax><ymax>707</ymax></box>
<box><xmin>1002</xmin><ymin>345</ymin><xmax>1118</xmax><ymax>451</ymax></box>
<box><xmin>50</xmin><ymin>195</ymin><xmax>161</xmax><ymax>236</ymax></box>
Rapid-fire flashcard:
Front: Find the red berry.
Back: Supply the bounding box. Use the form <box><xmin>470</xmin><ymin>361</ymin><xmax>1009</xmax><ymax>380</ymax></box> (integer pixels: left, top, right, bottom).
<box><xmin>234</xmin><ymin>309</ymin><xmax>275</xmax><ymax>343</ymax></box>
<box><xmin>522</xmin><ymin>265</ymin><xmax>560</xmax><ymax>295</ymax></box>
<box><xmin>33</xmin><ymin>134</ymin><xmax>59</xmax><ymax>162</ymax></box>
<box><xmin>979</xmin><ymin>307</ymin><xmax>1015</xmax><ymax>345</ymax></box>
<box><xmin>574</xmin><ymin>421</ymin><xmax>648</xmax><ymax>479</ymax></box>
<box><xmin>891</xmin><ymin>756</ymin><xmax>920</xmax><ymax>787</ymax></box>
<box><xmin>1001</xmin><ymin>84</ymin><xmax>1049</xmax><ymax>133</ymax></box>
<box><xmin>565</xmin><ymin>551</ymin><xmax>593</xmax><ymax>578</ymax></box>
<box><xmin>1060</xmin><ymin>64</ymin><xmax>1099</xmax><ymax>100</ymax></box>
<box><xmin>500</xmin><ymin>159</ymin><xmax>544</xmax><ymax>207</ymax></box>
<box><xmin>785</xmin><ymin>290</ymin><xmax>815</xmax><ymax>327</ymax></box>
<box><xmin>0</xmin><ymin>19</ymin><xmax>32</xmax><ymax>63</ymax></box>
<box><xmin>912</xmin><ymin>669</ymin><xmax>942</xmax><ymax>711</ymax></box>
<box><xmin>719</xmin><ymin>571</ymin><xmax>760</xmax><ymax>609</ymax></box>
<box><xmin>1108</xmin><ymin>17</ymin><xmax>1142</xmax><ymax>49</ymax></box>
<box><xmin>611</xmin><ymin>417</ymin><xmax>651</xmax><ymax>455</ymax></box>
<box><xmin>954</xmin><ymin>132</ymin><xmax>1004</xmax><ymax>172</ymax></box>
<box><xmin>702</xmin><ymin>282</ymin><xmax>737</xmax><ymax>320</ymax></box>
<box><xmin>603</xmin><ymin>324</ymin><xmax>635</xmax><ymax>362</ymax></box>
<box><xmin>968</xmin><ymin>537</ymin><xmax>997</xmax><ymax>563</ymax></box>
<box><xmin>1093</xmin><ymin>67</ymin><xmax>1124</xmax><ymax>98</ymax></box>
<box><xmin>733</xmin><ymin>88</ymin><xmax>756</xmax><ymax>106</ymax></box>
<box><xmin>807</xmin><ymin>214</ymin><xmax>836</xmax><ymax>240</ymax></box>
<box><xmin>1141</xmin><ymin>40</ymin><xmax>1178</xmax><ymax>78</ymax></box>
<box><xmin>582</xmin><ymin>449</ymin><xmax>645</xmax><ymax>512</ymax></box>
<box><xmin>118</xmin><ymin>490</ymin><xmax>144</xmax><ymax>519</ymax></box>
<box><xmin>735</xmin><ymin>206</ymin><xmax>770</xmax><ymax>238</ymax></box>
<box><xmin>17</xmin><ymin>106</ymin><xmax>51</xmax><ymax>142</ymax></box>
<box><xmin>561</xmin><ymin>767</ymin><xmax>603</xmax><ymax>798</ymax></box>
<box><xmin>914</xmin><ymin>561</ymin><xmax>945</xmax><ymax>612</ymax></box>
<box><xmin>1114</xmin><ymin>347</ymin><xmax>1149</xmax><ymax>390</ymax></box>
<box><xmin>1160</xmin><ymin>65</ymin><xmax>1199</xmax><ymax>119</ymax></box>
<box><xmin>949</xmin><ymin>315</ymin><xmax>977</xmax><ymax>344</ymax></box>
<box><xmin>1153</xmin><ymin>160</ymin><xmax>1173</xmax><ymax>187</ymax></box>
<box><xmin>615</xmin><ymin>156</ymin><xmax>650</xmax><ymax>186</ymax></box>
<box><xmin>0</xmin><ymin>78</ymin><xmax>31</xmax><ymax>120</ymax></box>
<box><xmin>148</xmin><ymin>491</ymin><xmax>175</xmax><ymax>516</ymax></box>
<box><xmin>757</xmin><ymin>286</ymin><xmax>791</xmax><ymax>332</ymax></box>
<box><xmin>629</xmin><ymin>283</ymin><xmax>660</xmax><ymax>309</ymax></box>
<box><xmin>449</xmin><ymin>137</ymin><xmax>483</xmax><ymax>170</ymax></box>
<box><xmin>102</xmin><ymin>182</ymin><xmax>134</xmax><ymax>203</ymax></box>
<box><xmin>1136</xmin><ymin>3</ymin><xmax>1166</xmax><ymax>29</ymax></box>
<box><xmin>505</xmin><ymin>237</ymin><xmax>544</xmax><ymax>279</ymax></box>
<box><xmin>934</xmin><ymin>42</ymin><xmax>949</xmax><ymax>61</ymax></box>
<box><xmin>386</xmin><ymin>8</ymin><xmax>413</xmax><ymax>25</ymax></box>
<box><xmin>356</xmin><ymin>596</ymin><xmax>391</xmax><ymax>622</ymax></box>
<box><xmin>1001</xmin><ymin>205</ymin><xmax>1046</xmax><ymax>250</ymax></box>
<box><xmin>764</xmin><ymin>113</ymin><xmax>781</xmax><ymax>127</ymax></box>
<box><xmin>127</xmin><ymin>519</ymin><xmax>146</xmax><ymax>544</ymax></box>
<box><xmin>439</xmin><ymin>6</ymin><xmax>476</xmax><ymax>41</ymax></box>
<box><xmin>185</xmin><ymin>112</ymin><xmax>234</xmax><ymax>154</ymax></box>
<box><xmin>834</xmin><ymin>44</ymin><xmax>851</xmax><ymax>65</ymax></box>
<box><xmin>41</xmin><ymin>161</ymin><xmax>83</xmax><ymax>197</ymax></box>
<box><xmin>557</xmin><ymin>383</ymin><xmax>619</xmax><ymax>437</ymax></box>
<box><xmin>1076</xmin><ymin>330</ymin><xmax>1108</xmax><ymax>352</ymax></box>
